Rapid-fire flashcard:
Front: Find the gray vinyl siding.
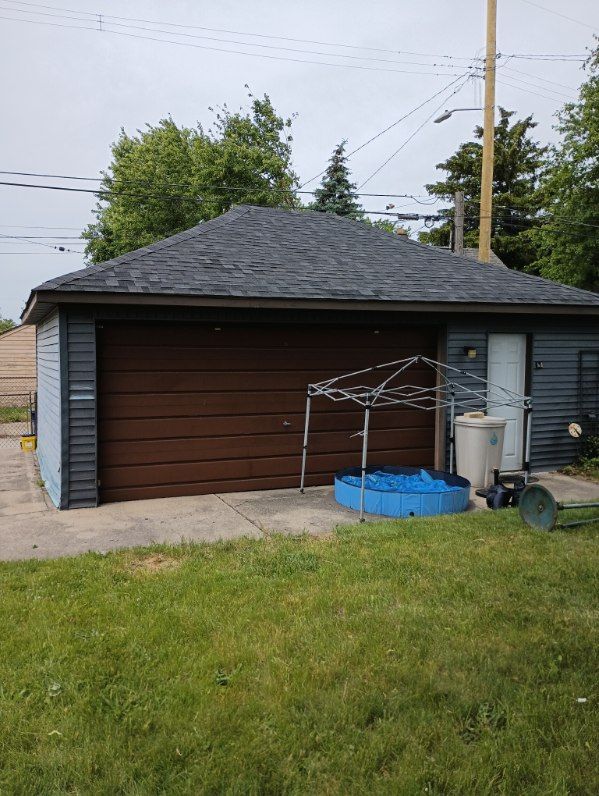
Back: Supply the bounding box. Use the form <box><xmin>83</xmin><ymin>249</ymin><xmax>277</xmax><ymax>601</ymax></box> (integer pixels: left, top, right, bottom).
<box><xmin>447</xmin><ymin>318</ymin><xmax>599</xmax><ymax>472</ymax></box>
<box><xmin>54</xmin><ymin>304</ymin><xmax>598</xmax><ymax>508</ymax></box>
<box><xmin>36</xmin><ymin>310</ymin><xmax>63</xmax><ymax>507</ymax></box>
<box><xmin>66</xmin><ymin>312</ymin><xmax>97</xmax><ymax>508</ymax></box>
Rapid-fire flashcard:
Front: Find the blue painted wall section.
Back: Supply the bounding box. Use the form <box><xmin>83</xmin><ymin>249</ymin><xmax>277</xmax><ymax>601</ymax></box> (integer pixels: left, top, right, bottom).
<box><xmin>446</xmin><ymin>318</ymin><xmax>599</xmax><ymax>472</ymax></box>
<box><xmin>44</xmin><ymin>305</ymin><xmax>599</xmax><ymax>508</ymax></box>
<box><xmin>36</xmin><ymin>310</ymin><xmax>63</xmax><ymax>507</ymax></box>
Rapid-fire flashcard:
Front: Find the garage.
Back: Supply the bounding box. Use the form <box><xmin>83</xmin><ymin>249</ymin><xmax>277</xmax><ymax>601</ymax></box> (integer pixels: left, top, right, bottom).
<box><xmin>23</xmin><ymin>204</ymin><xmax>599</xmax><ymax>509</ymax></box>
<box><xmin>97</xmin><ymin>321</ymin><xmax>438</xmax><ymax>502</ymax></box>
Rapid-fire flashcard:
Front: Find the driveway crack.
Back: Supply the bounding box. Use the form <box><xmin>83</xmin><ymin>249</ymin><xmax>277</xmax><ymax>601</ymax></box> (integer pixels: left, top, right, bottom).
<box><xmin>215</xmin><ymin>494</ymin><xmax>266</xmax><ymax>535</ymax></box>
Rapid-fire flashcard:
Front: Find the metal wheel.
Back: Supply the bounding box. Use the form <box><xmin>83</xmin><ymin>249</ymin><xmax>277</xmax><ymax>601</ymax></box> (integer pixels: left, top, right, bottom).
<box><xmin>519</xmin><ymin>484</ymin><xmax>559</xmax><ymax>531</ymax></box>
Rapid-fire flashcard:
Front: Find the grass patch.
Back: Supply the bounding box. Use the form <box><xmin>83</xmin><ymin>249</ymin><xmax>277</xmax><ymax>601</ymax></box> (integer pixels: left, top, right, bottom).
<box><xmin>0</xmin><ymin>511</ymin><xmax>597</xmax><ymax>793</ymax></box>
<box><xmin>0</xmin><ymin>406</ymin><xmax>28</xmax><ymax>423</ymax></box>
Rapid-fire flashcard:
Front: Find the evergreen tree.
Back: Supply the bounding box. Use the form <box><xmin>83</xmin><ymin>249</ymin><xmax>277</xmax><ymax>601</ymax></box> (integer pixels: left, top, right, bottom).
<box><xmin>419</xmin><ymin>109</ymin><xmax>546</xmax><ymax>270</ymax></box>
<box><xmin>311</xmin><ymin>141</ymin><xmax>363</xmax><ymax>220</ymax></box>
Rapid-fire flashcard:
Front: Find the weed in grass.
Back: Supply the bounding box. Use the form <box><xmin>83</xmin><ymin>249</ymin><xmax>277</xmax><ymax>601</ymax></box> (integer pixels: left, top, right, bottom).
<box><xmin>459</xmin><ymin>701</ymin><xmax>507</xmax><ymax>743</ymax></box>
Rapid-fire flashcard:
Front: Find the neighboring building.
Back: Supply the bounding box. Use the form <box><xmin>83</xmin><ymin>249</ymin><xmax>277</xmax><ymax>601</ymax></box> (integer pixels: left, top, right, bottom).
<box><xmin>0</xmin><ymin>324</ymin><xmax>36</xmax><ymax>405</ymax></box>
<box><xmin>21</xmin><ymin>205</ymin><xmax>599</xmax><ymax>509</ymax></box>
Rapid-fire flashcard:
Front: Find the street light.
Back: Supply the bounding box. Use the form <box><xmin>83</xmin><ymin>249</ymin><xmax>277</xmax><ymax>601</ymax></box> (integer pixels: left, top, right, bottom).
<box><xmin>433</xmin><ymin>107</ymin><xmax>482</xmax><ymax>123</ymax></box>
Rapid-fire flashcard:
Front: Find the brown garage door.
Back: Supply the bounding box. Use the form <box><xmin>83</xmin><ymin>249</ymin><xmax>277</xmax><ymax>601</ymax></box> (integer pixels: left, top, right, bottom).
<box><xmin>97</xmin><ymin>322</ymin><xmax>438</xmax><ymax>503</ymax></box>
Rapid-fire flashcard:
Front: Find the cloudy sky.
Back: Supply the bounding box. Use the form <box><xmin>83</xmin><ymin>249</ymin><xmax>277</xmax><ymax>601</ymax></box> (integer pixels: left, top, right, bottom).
<box><xmin>1</xmin><ymin>0</ymin><xmax>596</xmax><ymax>321</ymax></box>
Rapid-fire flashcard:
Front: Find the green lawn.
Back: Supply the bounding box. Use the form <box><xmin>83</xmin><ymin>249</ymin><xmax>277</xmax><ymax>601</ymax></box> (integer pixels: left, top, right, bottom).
<box><xmin>1</xmin><ymin>511</ymin><xmax>597</xmax><ymax>794</ymax></box>
<box><xmin>0</xmin><ymin>406</ymin><xmax>28</xmax><ymax>423</ymax></box>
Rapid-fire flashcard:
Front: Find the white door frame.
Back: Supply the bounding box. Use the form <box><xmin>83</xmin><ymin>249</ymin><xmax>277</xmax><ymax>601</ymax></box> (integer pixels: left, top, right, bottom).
<box><xmin>487</xmin><ymin>333</ymin><xmax>528</xmax><ymax>471</ymax></box>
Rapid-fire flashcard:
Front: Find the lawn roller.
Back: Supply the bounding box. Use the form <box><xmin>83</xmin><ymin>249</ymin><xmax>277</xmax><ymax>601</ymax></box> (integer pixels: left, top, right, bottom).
<box><xmin>519</xmin><ymin>484</ymin><xmax>599</xmax><ymax>531</ymax></box>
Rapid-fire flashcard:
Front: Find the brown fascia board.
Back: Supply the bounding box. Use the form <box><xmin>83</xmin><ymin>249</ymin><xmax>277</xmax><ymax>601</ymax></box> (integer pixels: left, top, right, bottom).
<box><xmin>21</xmin><ymin>289</ymin><xmax>599</xmax><ymax>324</ymax></box>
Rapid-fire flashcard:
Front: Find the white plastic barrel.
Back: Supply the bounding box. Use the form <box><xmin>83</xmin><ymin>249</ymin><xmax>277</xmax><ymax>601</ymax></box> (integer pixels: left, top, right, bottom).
<box><xmin>454</xmin><ymin>413</ymin><xmax>507</xmax><ymax>488</ymax></box>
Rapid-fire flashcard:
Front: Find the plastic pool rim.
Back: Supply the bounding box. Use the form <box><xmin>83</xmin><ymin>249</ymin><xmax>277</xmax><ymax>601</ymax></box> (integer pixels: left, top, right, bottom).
<box><xmin>334</xmin><ymin>464</ymin><xmax>471</xmax><ymax>519</ymax></box>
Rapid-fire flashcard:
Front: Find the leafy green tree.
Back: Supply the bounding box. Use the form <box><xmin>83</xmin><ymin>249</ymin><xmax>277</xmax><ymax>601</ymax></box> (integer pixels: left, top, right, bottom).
<box><xmin>527</xmin><ymin>45</ymin><xmax>599</xmax><ymax>292</ymax></box>
<box><xmin>363</xmin><ymin>217</ymin><xmax>405</xmax><ymax>234</ymax></box>
<box><xmin>311</xmin><ymin>141</ymin><xmax>363</xmax><ymax>220</ymax></box>
<box><xmin>419</xmin><ymin>108</ymin><xmax>547</xmax><ymax>269</ymax></box>
<box><xmin>83</xmin><ymin>93</ymin><xmax>298</xmax><ymax>263</ymax></box>
<box><xmin>0</xmin><ymin>314</ymin><xmax>15</xmax><ymax>334</ymax></box>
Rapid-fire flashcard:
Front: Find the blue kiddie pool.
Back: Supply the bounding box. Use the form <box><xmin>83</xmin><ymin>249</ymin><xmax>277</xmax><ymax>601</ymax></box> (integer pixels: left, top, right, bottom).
<box><xmin>334</xmin><ymin>465</ymin><xmax>471</xmax><ymax>518</ymax></box>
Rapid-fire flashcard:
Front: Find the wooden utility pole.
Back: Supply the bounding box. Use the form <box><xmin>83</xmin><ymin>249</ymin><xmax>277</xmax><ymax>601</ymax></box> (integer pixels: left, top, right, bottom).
<box><xmin>479</xmin><ymin>0</ymin><xmax>497</xmax><ymax>263</ymax></box>
<box><xmin>454</xmin><ymin>190</ymin><xmax>465</xmax><ymax>255</ymax></box>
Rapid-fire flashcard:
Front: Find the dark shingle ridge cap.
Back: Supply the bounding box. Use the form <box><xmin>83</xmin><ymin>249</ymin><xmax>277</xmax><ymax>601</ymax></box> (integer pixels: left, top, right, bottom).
<box><xmin>35</xmin><ymin>204</ymin><xmax>251</xmax><ymax>292</ymax></box>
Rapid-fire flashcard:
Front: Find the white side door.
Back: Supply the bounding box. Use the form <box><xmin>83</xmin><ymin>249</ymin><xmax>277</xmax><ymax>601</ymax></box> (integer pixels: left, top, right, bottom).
<box><xmin>487</xmin><ymin>333</ymin><xmax>527</xmax><ymax>471</ymax></box>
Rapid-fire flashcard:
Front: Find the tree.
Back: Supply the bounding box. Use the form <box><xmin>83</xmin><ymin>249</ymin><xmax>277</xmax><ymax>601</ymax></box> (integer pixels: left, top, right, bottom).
<box><xmin>311</xmin><ymin>141</ymin><xmax>363</xmax><ymax>220</ymax></box>
<box><xmin>83</xmin><ymin>92</ymin><xmax>298</xmax><ymax>263</ymax></box>
<box><xmin>0</xmin><ymin>314</ymin><xmax>15</xmax><ymax>334</ymax></box>
<box><xmin>527</xmin><ymin>44</ymin><xmax>599</xmax><ymax>292</ymax></box>
<box><xmin>419</xmin><ymin>109</ymin><xmax>547</xmax><ymax>270</ymax></box>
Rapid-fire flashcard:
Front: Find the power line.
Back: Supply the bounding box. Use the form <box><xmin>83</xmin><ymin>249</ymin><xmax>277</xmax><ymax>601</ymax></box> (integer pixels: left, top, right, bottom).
<box><xmin>505</xmin><ymin>53</ymin><xmax>586</xmax><ymax>61</ymax></box>
<box><xmin>0</xmin><ymin>3</ymin><xmax>475</xmax><ymax>72</ymax></box>
<box><xmin>5</xmin><ymin>1</ymin><xmax>589</xmax><ymax>62</ymax></box>
<box><xmin>0</xmin><ymin>251</ymin><xmax>83</xmax><ymax>254</ymax></box>
<box><xmin>2</xmin><ymin>0</ymin><xmax>490</xmax><ymax>62</ymax></box>
<box><xmin>0</xmin><ymin>231</ymin><xmax>84</xmax><ymax>252</ymax></box>
<box><xmin>496</xmin><ymin>64</ymin><xmax>578</xmax><ymax>100</ymax></box>
<box><xmin>0</xmin><ymin>11</ymin><xmax>471</xmax><ymax>78</ymax></box>
<box><xmin>0</xmin><ymin>223</ymin><xmax>81</xmax><ymax>230</ymax></box>
<box><xmin>357</xmin><ymin>76</ymin><xmax>470</xmax><ymax>189</ymax></box>
<box><xmin>496</xmin><ymin>77</ymin><xmax>573</xmax><ymax>103</ymax></box>
<box><xmin>0</xmin><ymin>170</ymin><xmax>435</xmax><ymax>200</ymax></box>
<box><xmin>498</xmin><ymin>61</ymin><xmax>579</xmax><ymax>94</ymax></box>
<box><xmin>0</xmin><ymin>234</ymin><xmax>82</xmax><ymax>238</ymax></box>
<box><xmin>516</xmin><ymin>0</ymin><xmax>598</xmax><ymax>32</ymax></box>
<box><xmin>300</xmin><ymin>73</ymin><xmax>473</xmax><ymax>188</ymax></box>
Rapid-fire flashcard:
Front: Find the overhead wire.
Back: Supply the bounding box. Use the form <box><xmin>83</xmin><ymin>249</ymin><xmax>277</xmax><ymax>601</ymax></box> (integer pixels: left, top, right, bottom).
<box><xmin>357</xmin><ymin>75</ymin><xmax>472</xmax><ymax>189</ymax></box>
<box><xmin>0</xmin><ymin>3</ymin><xmax>474</xmax><ymax>72</ymax></box>
<box><xmin>0</xmin><ymin>232</ymin><xmax>83</xmax><ymax>252</ymax></box>
<box><xmin>300</xmin><ymin>72</ymin><xmax>474</xmax><ymax>188</ymax></box>
<box><xmin>0</xmin><ymin>0</ymin><xmax>491</xmax><ymax>61</ymax></box>
<box><xmin>516</xmin><ymin>0</ymin><xmax>598</xmax><ymax>32</ymax></box>
<box><xmin>0</xmin><ymin>10</ymin><xmax>471</xmax><ymax>77</ymax></box>
<box><xmin>2</xmin><ymin>2</ymin><xmax>586</xmax><ymax>66</ymax></box>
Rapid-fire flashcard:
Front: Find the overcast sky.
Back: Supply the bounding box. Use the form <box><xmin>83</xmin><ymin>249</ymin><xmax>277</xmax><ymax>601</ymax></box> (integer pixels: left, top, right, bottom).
<box><xmin>1</xmin><ymin>0</ymin><xmax>596</xmax><ymax>321</ymax></box>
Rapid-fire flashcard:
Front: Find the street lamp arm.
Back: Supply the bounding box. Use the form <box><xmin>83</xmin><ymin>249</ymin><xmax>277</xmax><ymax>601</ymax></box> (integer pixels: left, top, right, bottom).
<box><xmin>433</xmin><ymin>107</ymin><xmax>483</xmax><ymax>123</ymax></box>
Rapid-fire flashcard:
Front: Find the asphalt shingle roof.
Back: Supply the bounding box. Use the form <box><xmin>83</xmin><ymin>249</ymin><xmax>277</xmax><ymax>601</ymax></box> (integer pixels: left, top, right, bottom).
<box><xmin>32</xmin><ymin>205</ymin><xmax>599</xmax><ymax>308</ymax></box>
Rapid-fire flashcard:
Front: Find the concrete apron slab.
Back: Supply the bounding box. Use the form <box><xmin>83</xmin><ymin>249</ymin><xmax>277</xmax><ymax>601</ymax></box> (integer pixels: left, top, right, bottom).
<box><xmin>0</xmin><ymin>493</ymin><xmax>262</xmax><ymax>562</ymax></box>
<box><xmin>1</xmin><ymin>444</ymin><xmax>598</xmax><ymax>561</ymax></box>
<box><xmin>219</xmin><ymin>485</ymin><xmax>359</xmax><ymax>535</ymax></box>
<box><xmin>0</xmin><ymin>448</ymin><xmax>48</xmax><ymax>517</ymax></box>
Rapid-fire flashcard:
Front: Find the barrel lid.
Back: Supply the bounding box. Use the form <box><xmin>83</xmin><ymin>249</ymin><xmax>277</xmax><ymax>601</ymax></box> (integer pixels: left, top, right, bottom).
<box><xmin>454</xmin><ymin>414</ymin><xmax>507</xmax><ymax>427</ymax></box>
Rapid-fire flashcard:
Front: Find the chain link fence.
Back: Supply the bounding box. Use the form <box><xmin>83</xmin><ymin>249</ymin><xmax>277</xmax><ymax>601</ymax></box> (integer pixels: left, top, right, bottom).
<box><xmin>0</xmin><ymin>383</ymin><xmax>36</xmax><ymax>448</ymax></box>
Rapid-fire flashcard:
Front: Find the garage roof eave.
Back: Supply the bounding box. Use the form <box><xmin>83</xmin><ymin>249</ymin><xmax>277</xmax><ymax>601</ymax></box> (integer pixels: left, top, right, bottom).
<box><xmin>20</xmin><ymin>288</ymin><xmax>599</xmax><ymax>323</ymax></box>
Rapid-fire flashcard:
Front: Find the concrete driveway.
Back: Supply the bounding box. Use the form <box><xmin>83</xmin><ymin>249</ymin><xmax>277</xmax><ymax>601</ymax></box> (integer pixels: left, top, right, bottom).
<box><xmin>0</xmin><ymin>448</ymin><xmax>359</xmax><ymax>560</ymax></box>
<box><xmin>1</xmin><ymin>448</ymin><xmax>598</xmax><ymax>561</ymax></box>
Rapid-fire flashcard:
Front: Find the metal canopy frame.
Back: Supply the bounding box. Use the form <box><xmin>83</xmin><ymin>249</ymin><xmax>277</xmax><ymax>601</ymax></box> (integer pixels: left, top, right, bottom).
<box><xmin>299</xmin><ymin>355</ymin><xmax>533</xmax><ymax>521</ymax></box>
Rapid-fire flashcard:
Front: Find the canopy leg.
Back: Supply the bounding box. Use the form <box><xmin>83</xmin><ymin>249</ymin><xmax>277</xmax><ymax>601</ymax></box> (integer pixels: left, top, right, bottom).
<box><xmin>523</xmin><ymin>403</ymin><xmax>533</xmax><ymax>484</ymax></box>
<box><xmin>299</xmin><ymin>392</ymin><xmax>312</xmax><ymax>493</ymax></box>
<box><xmin>449</xmin><ymin>389</ymin><xmax>456</xmax><ymax>474</ymax></box>
<box><xmin>359</xmin><ymin>401</ymin><xmax>371</xmax><ymax>523</ymax></box>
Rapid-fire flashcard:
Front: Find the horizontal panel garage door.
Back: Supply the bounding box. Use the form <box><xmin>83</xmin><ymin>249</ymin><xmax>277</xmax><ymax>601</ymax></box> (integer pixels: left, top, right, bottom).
<box><xmin>97</xmin><ymin>322</ymin><xmax>438</xmax><ymax>503</ymax></box>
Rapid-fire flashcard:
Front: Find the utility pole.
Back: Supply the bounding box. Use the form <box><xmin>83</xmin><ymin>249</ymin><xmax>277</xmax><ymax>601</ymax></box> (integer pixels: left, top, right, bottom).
<box><xmin>454</xmin><ymin>190</ymin><xmax>465</xmax><ymax>255</ymax></box>
<box><xmin>479</xmin><ymin>0</ymin><xmax>497</xmax><ymax>263</ymax></box>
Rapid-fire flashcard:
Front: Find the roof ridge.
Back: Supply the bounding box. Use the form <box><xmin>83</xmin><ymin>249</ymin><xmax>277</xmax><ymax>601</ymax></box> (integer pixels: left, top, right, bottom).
<box><xmin>50</xmin><ymin>205</ymin><xmax>250</xmax><ymax>291</ymax></box>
